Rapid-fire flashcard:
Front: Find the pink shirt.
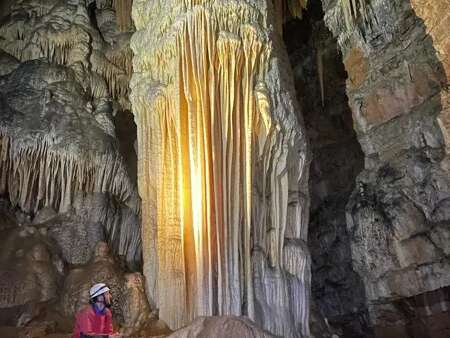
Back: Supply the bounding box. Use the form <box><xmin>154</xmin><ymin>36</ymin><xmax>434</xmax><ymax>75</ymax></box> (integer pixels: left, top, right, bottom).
<box><xmin>72</xmin><ymin>305</ymin><xmax>114</xmax><ymax>338</ymax></box>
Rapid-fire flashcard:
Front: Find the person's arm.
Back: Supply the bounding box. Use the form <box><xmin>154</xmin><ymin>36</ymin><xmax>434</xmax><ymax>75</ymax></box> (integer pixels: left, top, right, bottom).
<box><xmin>72</xmin><ymin>314</ymin><xmax>81</xmax><ymax>338</ymax></box>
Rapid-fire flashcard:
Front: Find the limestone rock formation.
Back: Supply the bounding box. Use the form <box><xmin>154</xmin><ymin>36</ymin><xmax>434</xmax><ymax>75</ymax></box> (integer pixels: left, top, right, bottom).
<box><xmin>130</xmin><ymin>1</ymin><xmax>311</xmax><ymax>336</ymax></box>
<box><xmin>321</xmin><ymin>0</ymin><xmax>450</xmax><ymax>336</ymax></box>
<box><xmin>284</xmin><ymin>2</ymin><xmax>369</xmax><ymax>336</ymax></box>
<box><xmin>0</xmin><ymin>0</ymin><xmax>141</xmax><ymax>268</ymax></box>
<box><xmin>61</xmin><ymin>242</ymin><xmax>125</xmax><ymax>320</ymax></box>
<box><xmin>121</xmin><ymin>272</ymin><xmax>156</xmax><ymax>336</ymax></box>
<box><xmin>166</xmin><ymin>316</ymin><xmax>279</xmax><ymax>338</ymax></box>
<box><xmin>0</xmin><ymin>211</ymin><xmax>62</xmax><ymax>327</ymax></box>
<box><xmin>61</xmin><ymin>242</ymin><xmax>155</xmax><ymax>335</ymax></box>
<box><xmin>0</xmin><ymin>0</ymin><xmax>145</xmax><ymax>334</ymax></box>
<box><xmin>1</xmin><ymin>1</ymin><xmax>449</xmax><ymax>338</ymax></box>
<box><xmin>0</xmin><ymin>243</ymin><xmax>58</xmax><ymax>309</ymax></box>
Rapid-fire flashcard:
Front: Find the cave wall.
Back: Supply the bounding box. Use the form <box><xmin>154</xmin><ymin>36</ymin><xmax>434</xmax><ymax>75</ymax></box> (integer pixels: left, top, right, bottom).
<box><xmin>321</xmin><ymin>0</ymin><xmax>450</xmax><ymax>336</ymax></box>
<box><xmin>0</xmin><ymin>0</ymin><xmax>154</xmax><ymax>333</ymax></box>
<box><xmin>130</xmin><ymin>1</ymin><xmax>311</xmax><ymax>337</ymax></box>
<box><xmin>0</xmin><ymin>0</ymin><xmax>141</xmax><ymax>268</ymax></box>
<box><xmin>284</xmin><ymin>2</ymin><xmax>368</xmax><ymax>336</ymax></box>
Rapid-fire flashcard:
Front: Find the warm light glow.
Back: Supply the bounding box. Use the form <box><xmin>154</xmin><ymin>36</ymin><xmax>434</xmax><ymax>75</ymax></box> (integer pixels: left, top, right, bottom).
<box><xmin>130</xmin><ymin>1</ymin><xmax>311</xmax><ymax>336</ymax></box>
<box><xmin>190</xmin><ymin>161</ymin><xmax>203</xmax><ymax>263</ymax></box>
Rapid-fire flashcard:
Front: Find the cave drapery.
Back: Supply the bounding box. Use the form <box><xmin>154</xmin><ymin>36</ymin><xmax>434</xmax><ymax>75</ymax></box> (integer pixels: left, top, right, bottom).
<box><xmin>130</xmin><ymin>0</ymin><xmax>310</xmax><ymax>337</ymax></box>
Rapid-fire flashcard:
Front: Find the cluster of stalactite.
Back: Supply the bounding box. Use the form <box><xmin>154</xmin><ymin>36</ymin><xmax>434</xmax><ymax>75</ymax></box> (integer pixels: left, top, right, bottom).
<box><xmin>0</xmin><ymin>0</ymin><xmax>142</xmax><ymax>270</ymax></box>
<box><xmin>104</xmin><ymin>206</ymin><xmax>142</xmax><ymax>267</ymax></box>
<box><xmin>0</xmin><ymin>0</ymin><xmax>133</xmax><ymax>101</ymax></box>
<box><xmin>74</xmin><ymin>192</ymin><xmax>142</xmax><ymax>268</ymax></box>
<box><xmin>340</xmin><ymin>0</ymin><xmax>371</xmax><ymax>29</ymax></box>
<box><xmin>324</xmin><ymin>0</ymin><xmax>374</xmax><ymax>48</ymax></box>
<box><xmin>130</xmin><ymin>1</ymin><xmax>310</xmax><ymax>337</ymax></box>
<box><xmin>0</xmin><ymin>130</ymin><xmax>138</xmax><ymax>215</ymax></box>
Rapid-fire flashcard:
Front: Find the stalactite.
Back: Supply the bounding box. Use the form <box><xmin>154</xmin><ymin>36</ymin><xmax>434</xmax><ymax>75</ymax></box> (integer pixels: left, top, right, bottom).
<box><xmin>0</xmin><ymin>21</ymin><xmax>25</xmax><ymax>43</ymax></box>
<box><xmin>339</xmin><ymin>0</ymin><xmax>371</xmax><ymax>31</ymax></box>
<box><xmin>0</xmin><ymin>129</ymin><xmax>138</xmax><ymax>215</ymax></box>
<box><xmin>89</xmin><ymin>73</ymin><xmax>110</xmax><ymax>99</ymax></box>
<box><xmin>91</xmin><ymin>51</ymin><xmax>130</xmax><ymax>99</ymax></box>
<box><xmin>131</xmin><ymin>1</ymin><xmax>310</xmax><ymax>337</ymax></box>
<box><xmin>73</xmin><ymin>192</ymin><xmax>142</xmax><ymax>269</ymax></box>
<box><xmin>20</xmin><ymin>0</ymin><xmax>56</xmax><ymax>17</ymax></box>
<box><xmin>0</xmin><ymin>0</ymin><xmax>142</xmax><ymax>273</ymax></box>
<box><xmin>323</xmin><ymin>0</ymin><xmax>375</xmax><ymax>50</ymax></box>
<box><xmin>104</xmin><ymin>207</ymin><xmax>142</xmax><ymax>268</ymax></box>
<box><xmin>0</xmin><ymin>25</ymin><xmax>87</xmax><ymax>66</ymax></box>
<box><xmin>113</xmin><ymin>0</ymin><xmax>133</xmax><ymax>32</ymax></box>
<box><xmin>108</xmin><ymin>46</ymin><xmax>134</xmax><ymax>75</ymax></box>
<box><xmin>287</xmin><ymin>0</ymin><xmax>308</xmax><ymax>19</ymax></box>
<box><xmin>0</xmin><ymin>1</ymin><xmax>132</xmax><ymax>102</ymax></box>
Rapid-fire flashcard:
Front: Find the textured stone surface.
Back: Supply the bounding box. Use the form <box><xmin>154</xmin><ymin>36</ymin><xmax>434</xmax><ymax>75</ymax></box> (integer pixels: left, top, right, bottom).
<box><xmin>130</xmin><ymin>1</ymin><xmax>311</xmax><ymax>336</ymax></box>
<box><xmin>0</xmin><ymin>0</ymin><xmax>449</xmax><ymax>337</ymax></box>
<box><xmin>0</xmin><ymin>212</ymin><xmax>62</xmax><ymax>327</ymax></box>
<box><xmin>61</xmin><ymin>242</ymin><xmax>125</xmax><ymax>320</ymax></box>
<box><xmin>284</xmin><ymin>2</ymin><xmax>368</xmax><ymax>336</ymax></box>
<box><xmin>0</xmin><ymin>0</ymin><xmax>141</xmax><ymax>268</ymax></box>
<box><xmin>121</xmin><ymin>272</ymin><xmax>157</xmax><ymax>336</ymax></box>
<box><xmin>61</xmin><ymin>242</ymin><xmax>154</xmax><ymax>334</ymax></box>
<box><xmin>0</xmin><ymin>0</ymin><xmax>145</xmax><ymax>334</ymax></box>
<box><xmin>322</xmin><ymin>0</ymin><xmax>450</xmax><ymax>335</ymax></box>
<box><xmin>166</xmin><ymin>316</ymin><xmax>279</xmax><ymax>338</ymax></box>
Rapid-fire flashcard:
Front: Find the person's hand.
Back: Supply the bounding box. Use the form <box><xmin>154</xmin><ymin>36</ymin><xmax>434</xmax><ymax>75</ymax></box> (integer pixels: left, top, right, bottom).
<box><xmin>109</xmin><ymin>333</ymin><xmax>122</xmax><ymax>338</ymax></box>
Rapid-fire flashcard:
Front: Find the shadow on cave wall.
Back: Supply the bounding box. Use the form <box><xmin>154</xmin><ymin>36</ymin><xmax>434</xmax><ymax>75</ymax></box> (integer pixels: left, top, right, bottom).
<box><xmin>283</xmin><ymin>1</ymin><xmax>370</xmax><ymax>337</ymax></box>
<box><xmin>114</xmin><ymin>109</ymin><xmax>138</xmax><ymax>185</ymax></box>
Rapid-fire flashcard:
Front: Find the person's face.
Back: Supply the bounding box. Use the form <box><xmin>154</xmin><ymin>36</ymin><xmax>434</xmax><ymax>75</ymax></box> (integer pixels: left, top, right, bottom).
<box><xmin>96</xmin><ymin>291</ymin><xmax>112</xmax><ymax>306</ymax></box>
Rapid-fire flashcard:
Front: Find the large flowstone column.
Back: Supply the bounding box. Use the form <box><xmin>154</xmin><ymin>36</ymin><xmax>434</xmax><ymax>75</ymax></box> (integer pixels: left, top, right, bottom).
<box><xmin>130</xmin><ymin>1</ymin><xmax>311</xmax><ymax>337</ymax></box>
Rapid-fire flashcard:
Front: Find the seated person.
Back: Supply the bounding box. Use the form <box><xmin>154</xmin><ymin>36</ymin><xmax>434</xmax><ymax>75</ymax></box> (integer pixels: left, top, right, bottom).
<box><xmin>72</xmin><ymin>283</ymin><xmax>120</xmax><ymax>338</ymax></box>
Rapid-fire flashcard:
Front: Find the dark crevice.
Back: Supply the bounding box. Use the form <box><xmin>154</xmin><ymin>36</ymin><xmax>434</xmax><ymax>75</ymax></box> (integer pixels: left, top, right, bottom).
<box><xmin>114</xmin><ymin>109</ymin><xmax>138</xmax><ymax>185</ymax></box>
<box><xmin>284</xmin><ymin>1</ymin><xmax>369</xmax><ymax>337</ymax></box>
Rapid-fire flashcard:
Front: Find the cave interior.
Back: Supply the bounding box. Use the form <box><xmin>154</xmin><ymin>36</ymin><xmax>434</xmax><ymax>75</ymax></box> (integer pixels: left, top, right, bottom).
<box><xmin>0</xmin><ymin>0</ymin><xmax>449</xmax><ymax>338</ymax></box>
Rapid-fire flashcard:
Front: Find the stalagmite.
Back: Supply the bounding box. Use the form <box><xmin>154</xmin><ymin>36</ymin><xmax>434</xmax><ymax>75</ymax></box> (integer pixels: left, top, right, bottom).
<box><xmin>131</xmin><ymin>1</ymin><xmax>311</xmax><ymax>337</ymax></box>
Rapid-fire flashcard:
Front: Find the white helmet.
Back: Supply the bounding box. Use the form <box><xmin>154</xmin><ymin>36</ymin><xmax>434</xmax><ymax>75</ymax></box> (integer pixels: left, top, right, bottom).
<box><xmin>89</xmin><ymin>283</ymin><xmax>110</xmax><ymax>299</ymax></box>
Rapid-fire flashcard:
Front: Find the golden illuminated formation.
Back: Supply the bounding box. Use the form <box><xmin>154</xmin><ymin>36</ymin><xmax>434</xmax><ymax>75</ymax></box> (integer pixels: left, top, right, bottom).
<box><xmin>130</xmin><ymin>1</ymin><xmax>311</xmax><ymax>337</ymax></box>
